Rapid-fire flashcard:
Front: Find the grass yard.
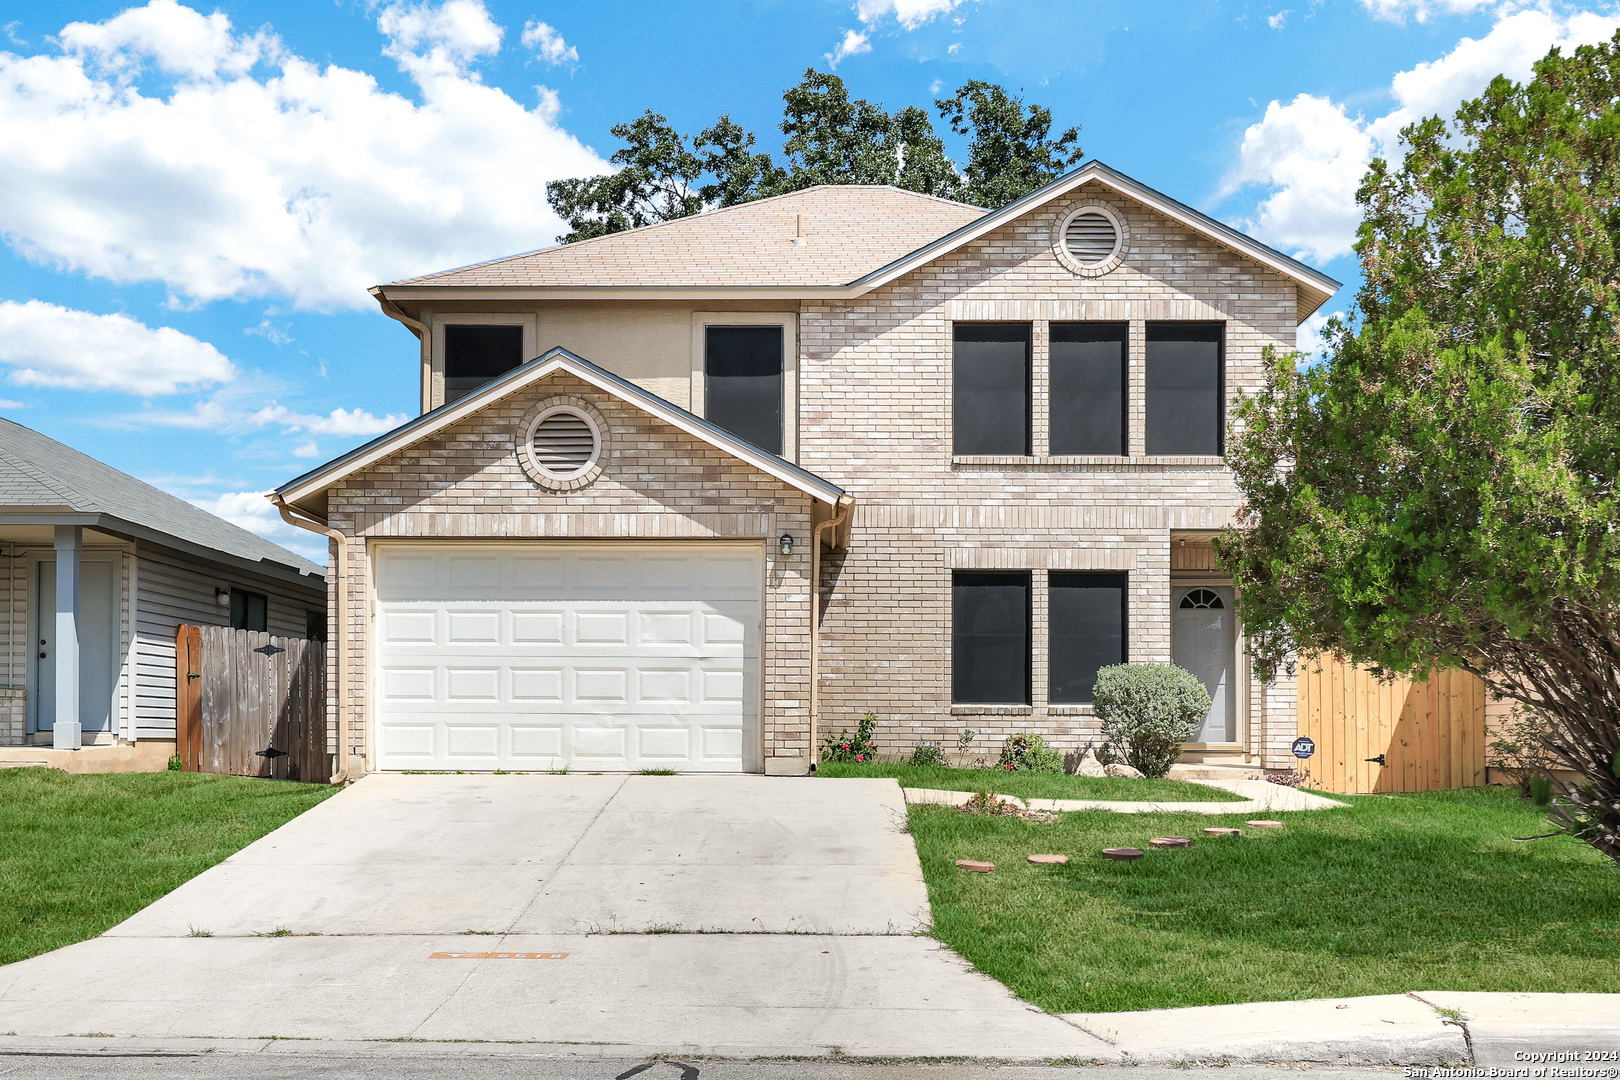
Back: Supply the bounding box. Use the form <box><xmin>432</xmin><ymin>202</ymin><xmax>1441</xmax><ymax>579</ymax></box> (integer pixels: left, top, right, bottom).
<box><xmin>817</xmin><ymin>761</ymin><xmax>1242</xmax><ymax>802</ymax></box>
<box><xmin>0</xmin><ymin>767</ymin><xmax>338</xmax><ymax>966</ymax></box>
<box><xmin>914</xmin><ymin>785</ymin><xmax>1620</xmax><ymax>1014</ymax></box>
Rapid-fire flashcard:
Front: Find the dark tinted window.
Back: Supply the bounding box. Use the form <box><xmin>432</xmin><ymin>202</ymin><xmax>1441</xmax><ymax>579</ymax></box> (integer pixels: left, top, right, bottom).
<box><xmin>705</xmin><ymin>326</ymin><xmax>783</xmax><ymax>455</ymax></box>
<box><xmin>445</xmin><ymin>325</ymin><xmax>523</xmax><ymax>404</ymax></box>
<box><xmin>1049</xmin><ymin>573</ymin><xmax>1127</xmax><ymax>703</ymax></box>
<box><xmin>230</xmin><ymin>590</ymin><xmax>268</xmax><ymax>633</ymax></box>
<box><xmin>953</xmin><ymin>324</ymin><xmax>1030</xmax><ymax>456</ymax></box>
<box><xmin>1146</xmin><ymin>323</ymin><xmax>1223</xmax><ymax>455</ymax></box>
<box><xmin>952</xmin><ymin>571</ymin><xmax>1030</xmax><ymax>704</ymax></box>
<box><xmin>305</xmin><ymin>610</ymin><xmax>327</xmax><ymax>643</ymax></box>
<box><xmin>1050</xmin><ymin>323</ymin><xmax>1126</xmax><ymax>455</ymax></box>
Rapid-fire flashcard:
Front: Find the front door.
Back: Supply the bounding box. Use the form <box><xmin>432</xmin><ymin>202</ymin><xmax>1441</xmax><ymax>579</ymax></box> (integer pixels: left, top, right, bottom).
<box><xmin>34</xmin><ymin>557</ymin><xmax>120</xmax><ymax>736</ymax></box>
<box><xmin>1172</xmin><ymin>586</ymin><xmax>1236</xmax><ymax>744</ymax></box>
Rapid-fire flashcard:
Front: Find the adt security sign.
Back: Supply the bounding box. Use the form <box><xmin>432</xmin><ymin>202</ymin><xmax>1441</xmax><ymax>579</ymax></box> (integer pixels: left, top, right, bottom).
<box><xmin>1291</xmin><ymin>736</ymin><xmax>1316</xmax><ymax>759</ymax></box>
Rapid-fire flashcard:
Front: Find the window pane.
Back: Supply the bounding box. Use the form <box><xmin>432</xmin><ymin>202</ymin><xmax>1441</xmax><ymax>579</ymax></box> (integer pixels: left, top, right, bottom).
<box><xmin>1050</xmin><ymin>323</ymin><xmax>1126</xmax><ymax>455</ymax></box>
<box><xmin>1146</xmin><ymin>323</ymin><xmax>1223</xmax><ymax>455</ymax></box>
<box><xmin>305</xmin><ymin>610</ymin><xmax>327</xmax><ymax>642</ymax></box>
<box><xmin>954</xmin><ymin>324</ymin><xmax>1030</xmax><ymax>456</ymax></box>
<box><xmin>230</xmin><ymin>590</ymin><xmax>268</xmax><ymax>633</ymax></box>
<box><xmin>444</xmin><ymin>325</ymin><xmax>523</xmax><ymax>404</ymax></box>
<box><xmin>952</xmin><ymin>571</ymin><xmax>1030</xmax><ymax>704</ymax></box>
<box><xmin>706</xmin><ymin>326</ymin><xmax>783</xmax><ymax>455</ymax></box>
<box><xmin>1049</xmin><ymin>573</ymin><xmax>1127</xmax><ymax>703</ymax></box>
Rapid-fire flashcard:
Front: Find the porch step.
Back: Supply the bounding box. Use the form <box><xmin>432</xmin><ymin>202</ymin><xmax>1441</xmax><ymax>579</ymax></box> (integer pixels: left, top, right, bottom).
<box><xmin>1168</xmin><ymin>762</ymin><xmax>1266</xmax><ymax>781</ymax></box>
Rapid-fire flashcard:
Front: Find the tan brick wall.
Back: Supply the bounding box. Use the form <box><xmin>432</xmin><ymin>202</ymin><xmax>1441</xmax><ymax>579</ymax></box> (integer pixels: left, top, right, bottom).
<box><xmin>327</xmin><ymin>371</ymin><xmax>815</xmax><ymax>770</ymax></box>
<box><xmin>800</xmin><ymin>186</ymin><xmax>1302</xmax><ymax>768</ymax></box>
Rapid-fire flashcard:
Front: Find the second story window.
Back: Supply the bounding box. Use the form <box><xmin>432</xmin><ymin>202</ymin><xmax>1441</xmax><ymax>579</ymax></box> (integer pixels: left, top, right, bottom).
<box><xmin>1050</xmin><ymin>323</ymin><xmax>1127</xmax><ymax>456</ymax></box>
<box><xmin>705</xmin><ymin>326</ymin><xmax>784</xmax><ymax>455</ymax></box>
<box><xmin>230</xmin><ymin>589</ymin><xmax>268</xmax><ymax>633</ymax></box>
<box><xmin>445</xmin><ymin>325</ymin><xmax>523</xmax><ymax>405</ymax></box>
<box><xmin>953</xmin><ymin>323</ymin><xmax>1031</xmax><ymax>456</ymax></box>
<box><xmin>1146</xmin><ymin>323</ymin><xmax>1224</xmax><ymax>456</ymax></box>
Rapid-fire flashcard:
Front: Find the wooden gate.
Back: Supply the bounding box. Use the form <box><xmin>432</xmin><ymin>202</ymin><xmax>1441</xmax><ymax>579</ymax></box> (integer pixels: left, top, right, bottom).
<box><xmin>1295</xmin><ymin>656</ymin><xmax>1486</xmax><ymax>793</ymax></box>
<box><xmin>175</xmin><ymin>625</ymin><xmax>328</xmax><ymax>783</ymax></box>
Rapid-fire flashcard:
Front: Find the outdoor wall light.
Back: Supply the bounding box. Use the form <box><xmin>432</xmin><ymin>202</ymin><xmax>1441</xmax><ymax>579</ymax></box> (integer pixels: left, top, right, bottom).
<box><xmin>779</xmin><ymin>534</ymin><xmax>794</xmax><ymax>557</ymax></box>
<box><xmin>215</xmin><ymin>587</ymin><xmax>230</xmax><ymax>606</ymax></box>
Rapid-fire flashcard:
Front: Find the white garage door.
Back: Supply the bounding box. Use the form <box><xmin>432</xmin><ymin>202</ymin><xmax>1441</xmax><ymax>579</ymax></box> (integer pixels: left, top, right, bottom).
<box><xmin>373</xmin><ymin>543</ymin><xmax>761</xmax><ymax>773</ymax></box>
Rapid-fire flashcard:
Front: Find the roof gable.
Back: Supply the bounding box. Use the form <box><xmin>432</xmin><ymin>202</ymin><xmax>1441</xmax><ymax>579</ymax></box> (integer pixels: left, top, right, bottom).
<box><xmin>275</xmin><ymin>348</ymin><xmax>847</xmax><ymax>511</ymax></box>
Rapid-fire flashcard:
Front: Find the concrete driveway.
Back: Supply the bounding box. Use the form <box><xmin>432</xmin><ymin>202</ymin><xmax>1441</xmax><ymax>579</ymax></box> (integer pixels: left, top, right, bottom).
<box><xmin>0</xmin><ymin>774</ymin><xmax>1106</xmax><ymax>1059</ymax></box>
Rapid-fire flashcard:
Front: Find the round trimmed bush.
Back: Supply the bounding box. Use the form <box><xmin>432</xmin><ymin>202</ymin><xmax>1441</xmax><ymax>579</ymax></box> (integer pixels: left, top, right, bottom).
<box><xmin>1092</xmin><ymin>663</ymin><xmax>1211</xmax><ymax>778</ymax></box>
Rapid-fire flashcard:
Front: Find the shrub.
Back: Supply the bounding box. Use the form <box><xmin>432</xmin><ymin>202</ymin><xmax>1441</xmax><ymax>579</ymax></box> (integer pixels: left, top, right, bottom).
<box><xmin>1488</xmin><ymin>706</ymin><xmax>1557</xmax><ymax>798</ymax></box>
<box><xmin>821</xmin><ymin>712</ymin><xmax>879</xmax><ymax>763</ymax></box>
<box><xmin>996</xmin><ymin>732</ymin><xmax>1063</xmax><ymax>774</ymax></box>
<box><xmin>907</xmin><ymin>742</ymin><xmax>947</xmax><ymax>767</ymax></box>
<box><xmin>1092</xmin><ymin>663</ymin><xmax>1211</xmax><ymax>778</ymax></box>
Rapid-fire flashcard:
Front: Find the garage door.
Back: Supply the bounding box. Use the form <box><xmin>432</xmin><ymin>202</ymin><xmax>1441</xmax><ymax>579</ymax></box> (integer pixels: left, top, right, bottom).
<box><xmin>373</xmin><ymin>544</ymin><xmax>760</xmax><ymax>772</ymax></box>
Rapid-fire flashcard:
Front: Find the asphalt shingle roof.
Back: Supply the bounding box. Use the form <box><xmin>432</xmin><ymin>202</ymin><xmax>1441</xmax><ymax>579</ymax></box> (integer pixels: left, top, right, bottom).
<box><xmin>386</xmin><ymin>186</ymin><xmax>988</xmax><ymax>289</ymax></box>
<box><xmin>0</xmin><ymin>418</ymin><xmax>324</xmax><ymax>578</ymax></box>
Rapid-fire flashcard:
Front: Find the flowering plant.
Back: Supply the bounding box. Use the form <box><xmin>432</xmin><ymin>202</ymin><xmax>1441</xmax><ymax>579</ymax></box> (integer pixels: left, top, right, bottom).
<box><xmin>821</xmin><ymin>712</ymin><xmax>879</xmax><ymax>763</ymax></box>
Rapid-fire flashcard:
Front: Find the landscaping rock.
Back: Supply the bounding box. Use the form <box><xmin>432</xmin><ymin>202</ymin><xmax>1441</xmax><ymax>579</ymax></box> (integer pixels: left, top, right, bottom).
<box><xmin>1026</xmin><ymin>854</ymin><xmax>1069</xmax><ymax>864</ymax></box>
<box><xmin>1203</xmin><ymin>827</ymin><xmax>1242</xmax><ymax>836</ymax></box>
<box><xmin>1149</xmin><ymin>837</ymin><xmax>1192</xmax><ymax>848</ymax></box>
<box><xmin>1247</xmin><ymin>819</ymin><xmax>1284</xmax><ymax>828</ymax></box>
<box><xmin>1074</xmin><ymin>751</ymin><xmax>1109</xmax><ymax>778</ymax></box>
<box><xmin>955</xmin><ymin>859</ymin><xmax>995</xmax><ymax>873</ymax></box>
<box><xmin>1102</xmin><ymin>847</ymin><xmax>1144</xmax><ymax>861</ymax></box>
<box><xmin>1104</xmin><ymin>762</ymin><xmax>1145</xmax><ymax>779</ymax></box>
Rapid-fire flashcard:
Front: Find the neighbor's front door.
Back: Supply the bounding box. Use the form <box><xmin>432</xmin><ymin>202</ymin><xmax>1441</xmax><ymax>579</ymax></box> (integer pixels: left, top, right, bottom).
<box><xmin>34</xmin><ymin>556</ymin><xmax>120</xmax><ymax>736</ymax></box>
<box><xmin>1172</xmin><ymin>586</ymin><xmax>1236</xmax><ymax>745</ymax></box>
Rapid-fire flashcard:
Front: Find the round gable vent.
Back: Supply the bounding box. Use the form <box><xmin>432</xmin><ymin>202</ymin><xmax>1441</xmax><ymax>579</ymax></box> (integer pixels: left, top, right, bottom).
<box><xmin>1064</xmin><ymin>210</ymin><xmax>1119</xmax><ymax>266</ymax></box>
<box><xmin>527</xmin><ymin>406</ymin><xmax>600</xmax><ymax>480</ymax></box>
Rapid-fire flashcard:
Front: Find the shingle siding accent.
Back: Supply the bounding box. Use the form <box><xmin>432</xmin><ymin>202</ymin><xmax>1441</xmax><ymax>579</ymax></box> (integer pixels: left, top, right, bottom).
<box><xmin>328</xmin><ymin>372</ymin><xmax>815</xmax><ymax>769</ymax></box>
<box><xmin>800</xmin><ymin>187</ymin><xmax>1300</xmax><ymax>766</ymax></box>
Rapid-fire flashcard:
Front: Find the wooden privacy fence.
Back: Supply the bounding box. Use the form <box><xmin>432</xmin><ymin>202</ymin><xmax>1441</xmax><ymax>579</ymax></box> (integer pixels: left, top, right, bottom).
<box><xmin>1296</xmin><ymin>655</ymin><xmax>1486</xmax><ymax>794</ymax></box>
<box><xmin>175</xmin><ymin>625</ymin><xmax>329</xmax><ymax>783</ymax></box>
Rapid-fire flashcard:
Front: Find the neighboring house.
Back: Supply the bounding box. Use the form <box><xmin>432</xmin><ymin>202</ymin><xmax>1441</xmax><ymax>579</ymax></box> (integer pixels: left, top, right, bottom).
<box><xmin>0</xmin><ymin>419</ymin><xmax>327</xmax><ymax>771</ymax></box>
<box><xmin>271</xmin><ymin>162</ymin><xmax>1342</xmax><ymax>778</ymax></box>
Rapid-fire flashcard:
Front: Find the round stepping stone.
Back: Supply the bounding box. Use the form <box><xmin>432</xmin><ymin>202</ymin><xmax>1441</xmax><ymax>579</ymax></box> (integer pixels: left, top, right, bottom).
<box><xmin>1149</xmin><ymin>837</ymin><xmax>1192</xmax><ymax>848</ymax></box>
<box><xmin>1247</xmin><ymin>819</ymin><xmax>1284</xmax><ymax>828</ymax></box>
<box><xmin>1203</xmin><ymin>827</ymin><xmax>1242</xmax><ymax>836</ymax></box>
<box><xmin>955</xmin><ymin>859</ymin><xmax>995</xmax><ymax>873</ymax></box>
<box><xmin>1027</xmin><ymin>854</ymin><xmax>1069</xmax><ymax>865</ymax></box>
<box><xmin>1102</xmin><ymin>847</ymin><xmax>1144</xmax><ymax>861</ymax></box>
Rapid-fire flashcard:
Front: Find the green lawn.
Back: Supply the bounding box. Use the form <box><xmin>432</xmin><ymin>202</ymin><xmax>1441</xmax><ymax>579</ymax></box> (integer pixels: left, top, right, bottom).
<box><xmin>913</xmin><ymin>786</ymin><xmax>1620</xmax><ymax>1013</ymax></box>
<box><xmin>816</xmin><ymin>761</ymin><xmax>1242</xmax><ymax>802</ymax></box>
<box><xmin>0</xmin><ymin>768</ymin><xmax>338</xmax><ymax>966</ymax></box>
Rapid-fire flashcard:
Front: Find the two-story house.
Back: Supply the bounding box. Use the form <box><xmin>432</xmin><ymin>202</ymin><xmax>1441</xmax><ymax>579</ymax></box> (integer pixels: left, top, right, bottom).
<box><xmin>271</xmin><ymin>161</ymin><xmax>1341</xmax><ymax>778</ymax></box>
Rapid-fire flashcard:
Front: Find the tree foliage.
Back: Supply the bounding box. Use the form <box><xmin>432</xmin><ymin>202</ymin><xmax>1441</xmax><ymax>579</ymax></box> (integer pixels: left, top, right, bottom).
<box><xmin>1218</xmin><ymin>33</ymin><xmax>1620</xmax><ymax>861</ymax></box>
<box><xmin>545</xmin><ymin>69</ymin><xmax>1081</xmax><ymax>241</ymax></box>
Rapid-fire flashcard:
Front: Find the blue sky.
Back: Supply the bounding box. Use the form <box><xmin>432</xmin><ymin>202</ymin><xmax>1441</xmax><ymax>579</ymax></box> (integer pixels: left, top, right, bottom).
<box><xmin>0</xmin><ymin>0</ymin><xmax>1615</xmax><ymax>561</ymax></box>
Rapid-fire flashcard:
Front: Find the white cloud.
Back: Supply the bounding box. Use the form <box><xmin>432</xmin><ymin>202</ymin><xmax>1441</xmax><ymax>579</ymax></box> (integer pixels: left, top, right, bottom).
<box><xmin>0</xmin><ymin>299</ymin><xmax>234</xmax><ymax>394</ymax></box>
<box><xmin>135</xmin><ymin>391</ymin><xmax>405</xmax><ymax>436</ymax></box>
<box><xmin>1226</xmin><ymin>8</ymin><xmax>1620</xmax><ymax>264</ymax></box>
<box><xmin>188</xmin><ymin>489</ymin><xmax>327</xmax><ymax>563</ymax></box>
<box><xmin>1359</xmin><ymin>0</ymin><xmax>1494</xmax><ymax>25</ymax></box>
<box><xmin>245</xmin><ymin>318</ymin><xmax>292</xmax><ymax>346</ymax></box>
<box><xmin>0</xmin><ymin>0</ymin><xmax>608</xmax><ymax>310</ymax></box>
<box><xmin>855</xmin><ymin>0</ymin><xmax>963</xmax><ymax>30</ymax></box>
<box><xmin>1268</xmin><ymin>10</ymin><xmax>1291</xmax><ymax>29</ymax></box>
<box><xmin>826</xmin><ymin>29</ymin><xmax>871</xmax><ymax>67</ymax></box>
<box><xmin>1295</xmin><ymin>309</ymin><xmax>1342</xmax><ymax>361</ymax></box>
<box><xmin>520</xmin><ymin>20</ymin><xmax>577</xmax><ymax>65</ymax></box>
<box><xmin>249</xmin><ymin>404</ymin><xmax>404</xmax><ymax>436</ymax></box>
<box><xmin>292</xmin><ymin>439</ymin><xmax>320</xmax><ymax>458</ymax></box>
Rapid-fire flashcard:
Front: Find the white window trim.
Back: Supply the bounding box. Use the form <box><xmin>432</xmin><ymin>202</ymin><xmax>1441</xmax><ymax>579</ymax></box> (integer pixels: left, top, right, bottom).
<box><xmin>690</xmin><ymin>312</ymin><xmax>798</xmax><ymax>462</ymax></box>
<box><xmin>426</xmin><ymin>312</ymin><xmax>538</xmax><ymax>413</ymax></box>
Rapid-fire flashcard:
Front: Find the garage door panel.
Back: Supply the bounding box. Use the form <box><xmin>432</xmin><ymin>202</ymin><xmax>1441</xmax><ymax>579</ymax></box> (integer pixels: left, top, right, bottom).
<box><xmin>375</xmin><ymin>544</ymin><xmax>760</xmax><ymax>772</ymax></box>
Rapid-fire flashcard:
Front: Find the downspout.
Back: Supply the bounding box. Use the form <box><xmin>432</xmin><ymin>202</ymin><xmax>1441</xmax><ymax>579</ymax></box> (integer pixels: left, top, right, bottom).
<box><xmin>271</xmin><ymin>496</ymin><xmax>350</xmax><ymax>786</ymax></box>
<box><xmin>808</xmin><ymin>496</ymin><xmax>854</xmax><ymax>772</ymax></box>
<box><xmin>369</xmin><ymin>287</ymin><xmax>431</xmax><ymax>412</ymax></box>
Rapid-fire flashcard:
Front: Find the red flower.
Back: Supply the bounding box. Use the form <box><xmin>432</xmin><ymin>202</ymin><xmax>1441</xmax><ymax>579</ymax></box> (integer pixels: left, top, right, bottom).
<box><xmin>856</xmin><ymin>754</ymin><xmax>865</xmax><ymax>761</ymax></box>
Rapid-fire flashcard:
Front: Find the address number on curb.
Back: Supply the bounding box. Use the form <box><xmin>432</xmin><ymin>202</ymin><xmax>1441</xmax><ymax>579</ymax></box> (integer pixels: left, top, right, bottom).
<box><xmin>429</xmin><ymin>952</ymin><xmax>569</xmax><ymax>960</ymax></box>
<box><xmin>1291</xmin><ymin>737</ymin><xmax>1316</xmax><ymax>759</ymax></box>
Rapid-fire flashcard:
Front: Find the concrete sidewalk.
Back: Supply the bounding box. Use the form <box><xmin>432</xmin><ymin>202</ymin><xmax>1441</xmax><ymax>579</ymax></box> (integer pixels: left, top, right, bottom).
<box><xmin>904</xmin><ymin>778</ymin><xmax>1346</xmax><ymax>815</ymax></box>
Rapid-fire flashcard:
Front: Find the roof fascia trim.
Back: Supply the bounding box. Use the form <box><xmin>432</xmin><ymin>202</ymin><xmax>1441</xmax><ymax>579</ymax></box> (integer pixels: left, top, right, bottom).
<box><xmin>0</xmin><ymin>511</ymin><xmax>324</xmax><ymax>584</ymax></box>
<box><xmin>376</xmin><ymin>285</ymin><xmax>856</xmax><ymax>302</ymax></box>
<box><xmin>276</xmin><ymin>348</ymin><xmax>846</xmax><ymax>507</ymax></box>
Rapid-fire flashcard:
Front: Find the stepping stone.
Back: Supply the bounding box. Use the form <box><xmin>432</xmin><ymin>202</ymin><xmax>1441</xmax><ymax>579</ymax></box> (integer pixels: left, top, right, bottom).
<box><xmin>1027</xmin><ymin>854</ymin><xmax>1069</xmax><ymax>865</ymax></box>
<box><xmin>1247</xmin><ymin>819</ymin><xmax>1284</xmax><ymax>828</ymax></box>
<box><xmin>1203</xmin><ymin>827</ymin><xmax>1242</xmax><ymax>836</ymax></box>
<box><xmin>1149</xmin><ymin>837</ymin><xmax>1192</xmax><ymax>848</ymax></box>
<box><xmin>1102</xmin><ymin>848</ymin><xmax>1144</xmax><ymax>861</ymax></box>
<box><xmin>955</xmin><ymin>859</ymin><xmax>995</xmax><ymax>873</ymax></box>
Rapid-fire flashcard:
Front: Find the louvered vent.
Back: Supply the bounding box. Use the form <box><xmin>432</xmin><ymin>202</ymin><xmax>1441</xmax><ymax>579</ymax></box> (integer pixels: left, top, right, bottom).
<box><xmin>1064</xmin><ymin>211</ymin><xmax>1118</xmax><ymax>266</ymax></box>
<box><xmin>530</xmin><ymin>410</ymin><xmax>597</xmax><ymax>477</ymax></box>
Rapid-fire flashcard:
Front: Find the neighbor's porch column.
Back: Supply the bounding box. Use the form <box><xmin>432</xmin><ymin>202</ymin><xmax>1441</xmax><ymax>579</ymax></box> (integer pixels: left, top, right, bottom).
<box><xmin>52</xmin><ymin>525</ymin><xmax>81</xmax><ymax>750</ymax></box>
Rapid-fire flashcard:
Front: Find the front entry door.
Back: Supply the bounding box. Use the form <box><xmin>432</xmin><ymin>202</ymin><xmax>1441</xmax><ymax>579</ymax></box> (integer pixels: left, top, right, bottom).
<box><xmin>1172</xmin><ymin>586</ymin><xmax>1236</xmax><ymax>744</ymax></box>
<box><xmin>34</xmin><ymin>557</ymin><xmax>120</xmax><ymax>736</ymax></box>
